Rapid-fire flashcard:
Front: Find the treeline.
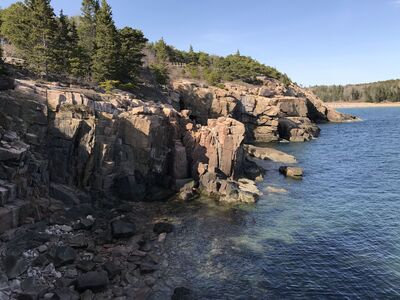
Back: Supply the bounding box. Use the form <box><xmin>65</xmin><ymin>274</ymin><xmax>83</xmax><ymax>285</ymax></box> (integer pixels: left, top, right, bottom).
<box><xmin>149</xmin><ymin>39</ymin><xmax>291</xmax><ymax>86</ymax></box>
<box><xmin>0</xmin><ymin>0</ymin><xmax>291</xmax><ymax>89</ymax></box>
<box><xmin>0</xmin><ymin>0</ymin><xmax>147</xmax><ymax>88</ymax></box>
<box><xmin>310</xmin><ymin>80</ymin><xmax>400</xmax><ymax>103</ymax></box>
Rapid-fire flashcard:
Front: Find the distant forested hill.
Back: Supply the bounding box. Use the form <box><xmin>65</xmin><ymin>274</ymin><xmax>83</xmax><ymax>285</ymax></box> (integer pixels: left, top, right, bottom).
<box><xmin>309</xmin><ymin>80</ymin><xmax>400</xmax><ymax>102</ymax></box>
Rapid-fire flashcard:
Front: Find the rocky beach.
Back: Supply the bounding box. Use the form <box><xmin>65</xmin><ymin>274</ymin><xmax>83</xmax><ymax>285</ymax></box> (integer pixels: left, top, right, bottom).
<box><xmin>0</xmin><ymin>72</ymin><xmax>356</xmax><ymax>299</ymax></box>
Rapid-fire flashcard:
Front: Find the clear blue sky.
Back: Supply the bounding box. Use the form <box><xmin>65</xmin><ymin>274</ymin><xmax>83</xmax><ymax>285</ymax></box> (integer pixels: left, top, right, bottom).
<box><xmin>1</xmin><ymin>0</ymin><xmax>399</xmax><ymax>86</ymax></box>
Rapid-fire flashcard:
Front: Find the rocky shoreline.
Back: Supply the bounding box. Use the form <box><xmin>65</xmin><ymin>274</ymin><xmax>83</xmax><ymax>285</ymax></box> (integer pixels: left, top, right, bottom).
<box><xmin>0</xmin><ymin>74</ymin><xmax>356</xmax><ymax>299</ymax></box>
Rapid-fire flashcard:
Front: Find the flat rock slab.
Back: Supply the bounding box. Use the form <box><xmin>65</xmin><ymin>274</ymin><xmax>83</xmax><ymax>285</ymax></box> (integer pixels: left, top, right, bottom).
<box><xmin>244</xmin><ymin>144</ymin><xmax>297</xmax><ymax>164</ymax></box>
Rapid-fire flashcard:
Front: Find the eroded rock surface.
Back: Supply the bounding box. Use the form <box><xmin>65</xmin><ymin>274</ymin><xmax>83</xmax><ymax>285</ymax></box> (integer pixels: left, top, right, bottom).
<box><xmin>173</xmin><ymin>78</ymin><xmax>356</xmax><ymax>143</ymax></box>
<box><xmin>0</xmin><ymin>79</ymin><xmax>255</xmax><ymax>234</ymax></box>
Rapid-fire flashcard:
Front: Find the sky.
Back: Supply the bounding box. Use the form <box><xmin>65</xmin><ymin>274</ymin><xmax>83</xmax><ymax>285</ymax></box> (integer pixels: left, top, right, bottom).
<box><xmin>1</xmin><ymin>0</ymin><xmax>399</xmax><ymax>86</ymax></box>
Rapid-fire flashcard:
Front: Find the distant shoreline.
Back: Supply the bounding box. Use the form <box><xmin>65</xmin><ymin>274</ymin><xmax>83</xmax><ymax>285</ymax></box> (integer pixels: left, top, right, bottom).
<box><xmin>326</xmin><ymin>102</ymin><xmax>400</xmax><ymax>108</ymax></box>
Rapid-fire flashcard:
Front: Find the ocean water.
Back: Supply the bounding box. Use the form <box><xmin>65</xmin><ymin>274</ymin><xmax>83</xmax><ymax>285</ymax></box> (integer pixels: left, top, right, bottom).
<box><xmin>160</xmin><ymin>107</ymin><xmax>400</xmax><ymax>299</ymax></box>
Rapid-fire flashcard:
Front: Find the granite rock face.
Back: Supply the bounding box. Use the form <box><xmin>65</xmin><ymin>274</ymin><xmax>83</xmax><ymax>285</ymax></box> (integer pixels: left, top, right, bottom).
<box><xmin>172</xmin><ymin>78</ymin><xmax>356</xmax><ymax>143</ymax></box>
<box><xmin>0</xmin><ymin>76</ymin><xmax>352</xmax><ymax>231</ymax></box>
<box><xmin>0</xmin><ymin>79</ymin><xmax>251</xmax><ymax>232</ymax></box>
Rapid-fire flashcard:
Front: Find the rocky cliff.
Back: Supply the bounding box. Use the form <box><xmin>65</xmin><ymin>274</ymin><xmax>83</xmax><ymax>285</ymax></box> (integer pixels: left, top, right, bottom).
<box><xmin>0</xmin><ymin>76</ymin><xmax>353</xmax><ymax>233</ymax></box>
<box><xmin>172</xmin><ymin>77</ymin><xmax>356</xmax><ymax>143</ymax></box>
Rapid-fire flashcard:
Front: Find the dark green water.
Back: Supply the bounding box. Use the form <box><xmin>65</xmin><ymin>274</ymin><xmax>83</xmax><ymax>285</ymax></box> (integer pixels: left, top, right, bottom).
<box><xmin>161</xmin><ymin>107</ymin><xmax>400</xmax><ymax>299</ymax></box>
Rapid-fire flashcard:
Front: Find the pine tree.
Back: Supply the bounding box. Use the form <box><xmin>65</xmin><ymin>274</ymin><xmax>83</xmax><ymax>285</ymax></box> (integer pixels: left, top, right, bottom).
<box><xmin>117</xmin><ymin>27</ymin><xmax>147</xmax><ymax>83</ymax></box>
<box><xmin>25</xmin><ymin>0</ymin><xmax>58</xmax><ymax>76</ymax></box>
<box><xmin>77</xmin><ymin>0</ymin><xmax>98</xmax><ymax>63</ymax></box>
<box><xmin>92</xmin><ymin>0</ymin><xmax>119</xmax><ymax>82</ymax></box>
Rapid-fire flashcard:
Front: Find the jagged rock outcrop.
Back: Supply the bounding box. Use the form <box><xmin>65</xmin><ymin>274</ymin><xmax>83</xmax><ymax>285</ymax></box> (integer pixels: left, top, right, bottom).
<box><xmin>172</xmin><ymin>77</ymin><xmax>356</xmax><ymax>143</ymax></box>
<box><xmin>0</xmin><ymin>79</ymin><xmax>254</xmax><ymax>232</ymax></box>
<box><xmin>0</xmin><ymin>74</ymin><xmax>354</xmax><ymax>232</ymax></box>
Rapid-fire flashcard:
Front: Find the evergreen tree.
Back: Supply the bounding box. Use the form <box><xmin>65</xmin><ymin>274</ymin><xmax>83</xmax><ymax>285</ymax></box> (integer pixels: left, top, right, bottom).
<box><xmin>0</xmin><ymin>3</ymin><xmax>31</xmax><ymax>60</ymax></box>
<box><xmin>69</xmin><ymin>20</ymin><xmax>90</xmax><ymax>78</ymax></box>
<box><xmin>52</xmin><ymin>10</ymin><xmax>71</xmax><ymax>75</ymax></box>
<box><xmin>77</xmin><ymin>0</ymin><xmax>98</xmax><ymax>69</ymax></box>
<box><xmin>0</xmin><ymin>14</ymin><xmax>3</xmax><ymax>73</ymax></box>
<box><xmin>117</xmin><ymin>27</ymin><xmax>147</xmax><ymax>83</ymax></box>
<box><xmin>187</xmin><ymin>44</ymin><xmax>198</xmax><ymax>64</ymax></box>
<box><xmin>92</xmin><ymin>0</ymin><xmax>119</xmax><ymax>82</ymax></box>
<box><xmin>24</xmin><ymin>0</ymin><xmax>58</xmax><ymax>76</ymax></box>
<box><xmin>153</xmin><ymin>38</ymin><xmax>170</xmax><ymax>63</ymax></box>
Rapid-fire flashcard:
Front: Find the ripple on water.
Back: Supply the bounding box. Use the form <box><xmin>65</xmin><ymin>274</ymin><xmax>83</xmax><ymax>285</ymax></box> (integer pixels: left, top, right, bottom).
<box><xmin>160</xmin><ymin>107</ymin><xmax>400</xmax><ymax>299</ymax></box>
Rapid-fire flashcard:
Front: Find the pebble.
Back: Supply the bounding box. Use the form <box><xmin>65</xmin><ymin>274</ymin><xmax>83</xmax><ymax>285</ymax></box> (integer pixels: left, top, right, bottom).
<box><xmin>158</xmin><ymin>233</ymin><xmax>167</xmax><ymax>243</ymax></box>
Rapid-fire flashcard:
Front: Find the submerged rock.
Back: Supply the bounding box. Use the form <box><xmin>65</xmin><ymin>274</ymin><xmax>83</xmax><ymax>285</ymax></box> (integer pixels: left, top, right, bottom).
<box><xmin>279</xmin><ymin>166</ymin><xmax>303</xmax><ymax>179</ymax></box>
<box><xmin>266</xmin><ymin>186</ymin><xmax>288</xmax><ymax>193</ymax></box>
<box><xmin>171</xmin><ymin>287</ymin><xmax>195</xmax><ymax>300</ymax></box>
<box><xmin>153</xmin><ymin>222</ymin><xmax>174</xmax><ymax>234</ymax></box>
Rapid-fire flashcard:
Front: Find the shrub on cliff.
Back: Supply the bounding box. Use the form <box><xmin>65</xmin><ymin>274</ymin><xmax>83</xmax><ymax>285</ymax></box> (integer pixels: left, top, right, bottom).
<box><xmin>150</xmin><ymin>63</ymin><xmax>169</xmax><ymax>85</ymax></box>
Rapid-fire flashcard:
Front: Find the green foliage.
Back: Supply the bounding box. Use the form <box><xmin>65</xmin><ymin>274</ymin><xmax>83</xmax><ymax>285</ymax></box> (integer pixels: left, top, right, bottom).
<box><xmin>0</xmin><ymin>11</ymin><xmax>3</xmax><ymax>73</ymax></box>
<box><xmin>310</xmin><ymin>80</ymin><xmax>400</xmax><ymax>103</ymax></box>
<box><xmin>151</xmin><ymin>40</ymin><xmax>292</xmax><ymax>86</ymax></box>
<box><xmin>99</xmin><ymin>79</ymin><xmax>120</xmax><ymax>93</ymax></box>
<box><xmin>0</xmin><ymin>3</ymin><xmax>31</xmax><ymax>59</ymax></box>
<box><xmin>150</xmin><ymin>63</ymin><xmax>169</xmax><ymax>85</ymax></box>
<box><xmin>25</xmin><ymin>0</ymin><xmax>59</xmax><ymax>76</ymax></box>
<box><xmin>117</xmin><ymin>27</ymin><xmax>147</xmax><ymax>83</ymax></box>
<box><xmin>68</xmin><ymin>20</ymin><xmax>90</xmax><ymax>78</ymax></box>
<box><xmin>1</xmin><ymin>0</ymin><xmax>291</xmax><ymax>90</ymax></box>
<box><xmin>91</xmin><ymin>0</ymin><xmax>119</xmax><ymax>82</ymax></box>
<box><xmin>117</xmin><ymin>82</ymin><xmax>136</xmax><ymax>91</ymax></box>
<box><xmin>152</xmin><ymin>38</ymin><xmax>172</xmax><ymax>63</ymax></box>
<box><xmin>77</xmin><ymin>0</ymin><xmax>99</xmax><ymax>58</ymax></box>
<box><xmin>204</xmin><ymin>68</ymin><xmax>222</xmax><ymax>86</ymax></box>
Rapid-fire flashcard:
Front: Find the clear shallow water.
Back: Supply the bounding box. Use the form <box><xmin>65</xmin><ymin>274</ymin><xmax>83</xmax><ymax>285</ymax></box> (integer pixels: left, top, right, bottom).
<box><xmin>160</xmin><ymin>107</ymin><xmax>400</xmax><ymax>299</ymax></box>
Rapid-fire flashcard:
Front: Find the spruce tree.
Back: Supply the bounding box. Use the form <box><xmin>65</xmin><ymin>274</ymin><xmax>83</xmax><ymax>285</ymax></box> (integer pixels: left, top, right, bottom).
<box><xmin>0</xmin><ymin>3</ymin><xmax>32</xmax><ymax>60</ymax></box>
<box><xmin>92</xmin><ymin>0</ymin><xmax>119</xmax><ymax>82</ymax></box>
<box><xmin>69</xmin><ymin>21</ymin><xmax>90</xmax><ymax>78</ymax></box>
<box><xmin>25</xmin><ymin>0</ymin><xmax>58</xmax><ymax>76</ymax></box>
<box><xmin>53</xmin><ymin>10</ymin><xmax>71</xmax><ymax>76</ymax></box>
<box><xmin>117</xmin><ymin>27</ymin><xmax>147</xmax><ymax>83</ymax></box>
<box><xmin>153</xmin><ymin>38</ymin><xmax>170</xmax><ymax>63</ymax></box>
<box><xmin>0</xmin><ymin>15</ymin><xmax>3</xmax><ymax>73</ymax></box>
<box><xmin>77</xmin><ymin>0</ymin><xmax>98</xmax><ymax>71</ymax></box>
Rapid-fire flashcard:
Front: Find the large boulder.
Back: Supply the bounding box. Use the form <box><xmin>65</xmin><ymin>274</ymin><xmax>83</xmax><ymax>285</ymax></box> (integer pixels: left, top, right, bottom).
<box><xmin>279</xmin><ymin>166</ymin><xmax>303</xmax><ymax>179</ymax></box>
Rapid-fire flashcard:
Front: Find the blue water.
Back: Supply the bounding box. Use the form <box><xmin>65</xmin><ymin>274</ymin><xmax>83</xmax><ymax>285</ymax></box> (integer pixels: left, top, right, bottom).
<box><xmin>160</xmin><ymin>107</ymin><xmax>400</xmax><ymax>299</ymax></box>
